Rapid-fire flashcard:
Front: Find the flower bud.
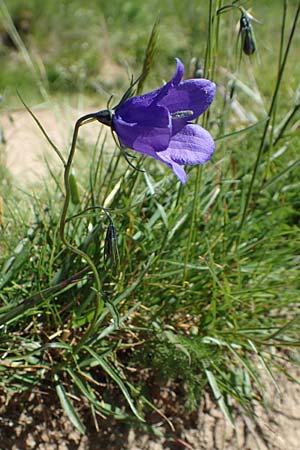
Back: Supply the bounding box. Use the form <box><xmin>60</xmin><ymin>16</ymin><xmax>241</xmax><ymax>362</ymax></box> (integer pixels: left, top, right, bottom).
<box><xmin>104</xmin><ymin>221</ymin><xmax>118</xmax><ymax>264</ymax></box>
<box><xmin>240</xmin><ymin>13</ymin><xmax>255</xmax><ymax>55</ymax></box>
<box><xmin>69</xmin><ymin>170</ymin><xmax>80</xmax><ymax>205</ymax></box>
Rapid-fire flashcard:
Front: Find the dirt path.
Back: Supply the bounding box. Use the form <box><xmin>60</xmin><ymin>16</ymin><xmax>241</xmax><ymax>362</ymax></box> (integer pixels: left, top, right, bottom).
<box><xmin>1</xmin><ymin>107</ymin><xmax>66</xmax><ymax>184</ymax></box>
<box><xmin>0</xmin><ymin>105</ymin><xmax>107</xmax><ymax>186</ymax></box>
<box><xmin>0</xmin><ymin>366</ymin><xmax>300</xmax><ymax>449</ymax></box>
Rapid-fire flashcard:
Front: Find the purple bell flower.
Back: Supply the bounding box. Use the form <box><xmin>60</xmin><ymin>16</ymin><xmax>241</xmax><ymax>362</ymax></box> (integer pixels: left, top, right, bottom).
<box><xmin>98</xmin><ymin>59</ymin><xmax>216</xmax><ymax>184</ymax></box>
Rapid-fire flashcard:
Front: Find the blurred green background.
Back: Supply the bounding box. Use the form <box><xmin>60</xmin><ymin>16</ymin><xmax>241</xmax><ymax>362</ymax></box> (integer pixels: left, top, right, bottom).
<box><xmin>1</xmin><ymin>0</ymin><xmax>299</xmax><ymax>108</ymax></box>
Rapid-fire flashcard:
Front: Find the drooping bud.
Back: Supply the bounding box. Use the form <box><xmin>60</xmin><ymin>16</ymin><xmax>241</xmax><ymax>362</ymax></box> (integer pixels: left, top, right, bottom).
<box><xmin>240</xmin><ymin>13</ymin><xmax>256</xmax><ymax>55</ymax></box>
<box><xmin>104</xmin><ymin>221</ymin><xmax>119</xmax><ymax>265</ymax></box>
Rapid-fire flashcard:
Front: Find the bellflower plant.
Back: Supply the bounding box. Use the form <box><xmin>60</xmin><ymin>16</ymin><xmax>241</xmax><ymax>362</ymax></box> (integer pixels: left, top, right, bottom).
<box><xmin>96</xmin><ymin>59</ymin><xmax>216</xmax><ymax>183</ymax></box>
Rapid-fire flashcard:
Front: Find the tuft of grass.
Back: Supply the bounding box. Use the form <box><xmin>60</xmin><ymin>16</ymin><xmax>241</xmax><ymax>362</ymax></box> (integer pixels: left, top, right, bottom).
<box><xmin>1</xmin><ymin>0</ymin><xmax>300</xmax><ymax>440</ymax></box>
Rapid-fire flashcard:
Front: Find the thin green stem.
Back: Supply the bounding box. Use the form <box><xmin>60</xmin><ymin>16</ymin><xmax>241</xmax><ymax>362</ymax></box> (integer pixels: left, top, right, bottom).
<box><xmin>238</xmin><ymin>1</ymin><xmax>300</xmax><ymax>236</ymax></box>
<box><xmin>263</xmin><ymin>0</ymin><xmax>288</xmax><ymax>183</ymax></box>
<box><xmin>59</xmin><ymin>112</ymin><xmax>106</xmax><ymax>350</ymax></box>
<box><xmin>183</xmin><ymin>0</ymin><xmax>219</xmax><ymax>281</ymax></box>
<box><xmin>0</xmin><ymin>1</ymin><xmax>48</xmax><ymax>101</ymax></box>
<box><xmin>203</xmin><ymin>0</ymin><xmax>214</xmax><ymax>80</ymax></box>
<box><xmin>272</xmin><ymin>103</ymin><xmax>300</xmax><ymax>147</ymax></box>
<box><xmin>183</xmin><ymin>166</ymin><xmax>203</xmax><ymax>281</ymax></box>
<box><xmin>211</xmin><ymin>0</ymin><xmax>223</xmax><ymax>81</ymax></box>
<box><xmin>17</xmin><ymin>92</ymin><xmax>66</xmax><ymax>166</ymax></box>
<box><xmin>102</xmin><ymin>149</ymin><xmax>122</xmax><ymax>200</ymax></box>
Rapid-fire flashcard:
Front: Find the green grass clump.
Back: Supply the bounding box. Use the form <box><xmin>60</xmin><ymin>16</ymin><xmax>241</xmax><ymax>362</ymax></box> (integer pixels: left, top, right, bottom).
<box><xmin>1</xmin><ymin>0</ymin><xmax>300</xmax><ymax>438</ymax></box>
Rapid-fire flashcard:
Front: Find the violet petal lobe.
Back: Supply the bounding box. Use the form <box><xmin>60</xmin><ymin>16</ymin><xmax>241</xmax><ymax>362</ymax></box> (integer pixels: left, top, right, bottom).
<box><xmin>159</xmin><ymin>79</ymin><xmax>216</xmax><ymax>121</ymax></box>
<box><xmin>113</xmin><ymin>103</ymin><xmax>171</xmax><ymax>152</ymax></box>
<box><xmin>152</xmin><ymin>124</ymin><xmax>215</xmax><ymax>184</ymax></box>
<box><xmin>152</xmin><ymin>57</ymin><xmax>184</xmax><ymax>103</ymax></box>
<box><xmin>141</xmin><ymin>148</ymin><xmax>188</xmax><ymax>184</ymax></box>
<box><xmin>161</xmin><ymin>123</ymin><xmax>215</xmax><ymax>166</ymax></box>
<box><xmin>116</xmin><ymin>58</ymin><xmax>184</xmax><ymax>111</ymax></box>
<box><xmin>156</xmin><ymin>154</ymin><xmax>188</xmax><ymax>184</ymax></box>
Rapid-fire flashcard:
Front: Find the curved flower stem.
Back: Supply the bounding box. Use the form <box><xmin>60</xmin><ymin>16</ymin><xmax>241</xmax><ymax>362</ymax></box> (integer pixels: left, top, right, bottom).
<box><xmin>59</xmin><ymin>112</ymin><xmax>104</xmax><ymax>351</ymax></box>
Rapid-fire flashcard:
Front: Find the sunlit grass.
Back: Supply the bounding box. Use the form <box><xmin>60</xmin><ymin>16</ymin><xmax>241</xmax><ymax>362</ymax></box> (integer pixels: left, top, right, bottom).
<box><xmin>1</xmin><ymin>0</ymin><xmax>300</xmax><ymax>438</ymax></box>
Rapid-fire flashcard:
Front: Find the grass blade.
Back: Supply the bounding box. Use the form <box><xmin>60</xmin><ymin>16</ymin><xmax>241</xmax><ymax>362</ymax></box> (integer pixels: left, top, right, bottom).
<box><xmin>205</xmin><ymin>369</ymin><xmax>235</xmax><ymax>427</ymax></box>
<box><xmin>54</xmin><ymin>373</ymin><xmax>86</xmax><ymax>434</ymax></box>
<box><xmin>84</xmin><ymin>346</ymin><xmax>145</xmax><ymax>422</ymax></box>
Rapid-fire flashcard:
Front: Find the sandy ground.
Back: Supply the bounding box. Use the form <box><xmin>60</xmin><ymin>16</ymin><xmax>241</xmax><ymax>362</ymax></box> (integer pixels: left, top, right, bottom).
<box><xmin>1</xmin><ymin>107</ymin><xmax>300</xmax><ymax>449</ymax></box>
<box><xmin>2</xmin><ymin>106</ymin><xmax>67</xmax><ymax>185</ymax></box>
<box><xmin>0</xmin><ymin>104</ymin><xmax>109</xmax><ymax>187</ymax></box>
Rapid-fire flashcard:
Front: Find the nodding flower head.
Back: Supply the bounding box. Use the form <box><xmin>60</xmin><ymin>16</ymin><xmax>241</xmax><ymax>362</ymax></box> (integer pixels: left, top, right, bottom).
<box><xmin>96</xmin><ymin>58</ymin><xmax>216</xmax><ymax>184</ymax></box>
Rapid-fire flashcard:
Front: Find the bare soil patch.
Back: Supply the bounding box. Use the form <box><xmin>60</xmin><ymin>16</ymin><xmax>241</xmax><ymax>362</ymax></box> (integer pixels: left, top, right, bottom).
<box><xmin>1</xmin><ymin>107</ymin><xmax>66</xmax><ymax>185</ymax></box>
<box><xmin>0</xmin><ymin>365</ymin><xmax>300</xmax><ymax>449</ymax></box>
<box><xmin>0</xmin><ymin>105</ymin><xmax>110</xmax><ymax>187</ymax></box>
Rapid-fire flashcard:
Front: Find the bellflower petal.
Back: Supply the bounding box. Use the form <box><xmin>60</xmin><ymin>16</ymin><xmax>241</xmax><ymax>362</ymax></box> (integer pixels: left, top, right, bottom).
<box><xmin>121</xmin><ymin>58</ymin><xmax>184</xmax><ymax>108</ymax></box>
<box><xmin>135</xmin><ymin>146</ymin><xmax>188</xmax><ymax>184</ymax></box>
<box><xmin>154</xmin><ymin>152</ymin><xmax>188</xmax><ymax>184</ymax></box>
<box><xmin>152</xmin><ymin>124</ymin><xmax>214</xmax><ymax>184</ymax></box>
<box><xmin>161</xmin><ymin>124</ymin><xmax>215</xmax><ymax>166</ymax></box>
<box><xmin>113</xmin><ymin>103</ymin><xmax>171</xmax><ymax>152</ymax></box>
<box><xmin>152</xmin><ymin>57</ymin><xmax>184</xmax><ymax>103</ymax></box>
<box><xmin>160</xmin><ymin>79</ymin><xmax>216</xmax><ymax>121</ymax></box>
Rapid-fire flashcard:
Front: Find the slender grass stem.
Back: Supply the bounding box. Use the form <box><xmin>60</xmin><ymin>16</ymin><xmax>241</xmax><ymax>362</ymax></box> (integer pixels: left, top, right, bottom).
<box><xmin>263</xmin><ymin>0</ymin><xmax>288</xmax><ymax>183</ymax></box>
<box><xmin>183</xmin><ymin>0</ymin><xmax>219</xmax><ymax>280</ymax></box>
<box><xmin>203</xmin><ymin>0</ymin><xmax>214</xmax><ymax>80</ymax></box>
<box><xmin>238</xmin><ymin>1</ymin><xmax>300</xmax><ymax>236</ymax></box>
<box><xmin>272</xmin><ymin>103</ymin><xmax>300</xmax><ymax>148</ymax></box>
<box><xmin>0</xmin><ymin>0</ymin><xmax>49</xmax><ymax>101</ymax></box>
<box><xmin>211</xmin><ymin>0</ymin><xmax>223</xmax><ymax>81</ymax></box>
<box><xmin>183</xmin><ymin>166</ymin><xmax>203</xmax><ymax>281</ymax></box>
<box><xmin>17</xmin><ymin>92</ymin><xmax>66</xmax><ymax>166</ymax></box>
